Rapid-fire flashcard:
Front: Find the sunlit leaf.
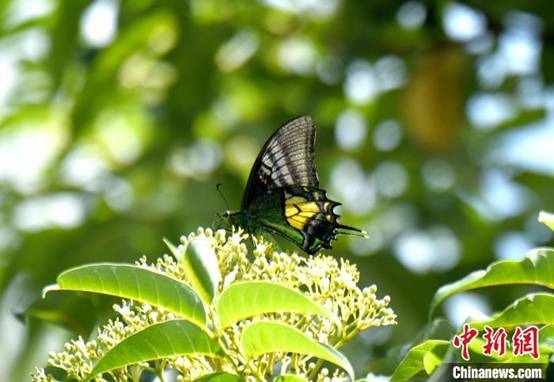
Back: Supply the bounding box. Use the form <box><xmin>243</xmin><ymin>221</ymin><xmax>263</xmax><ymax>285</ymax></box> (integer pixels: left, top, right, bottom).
<box><xmin>389</xmin><ymin>340</ymin><xmax>449</xmax><ymax>382</ymax></box>
<box><xmin>180</xmin><ymin>237</ymin><xmax>221</xmax><ymax>304</ymax></box>
<box><xmin>470</xmin><ymin>293</ymin><xmax>554</xmax><ymax>329</ymax></box>
<box><xmin>163</xmin><ymin>238</ymin><xmax>184</xmax><ymax>261</ymax></box>
<box><xmin>539</xmin><ymin>326</ymin><xmax>554</xmax><ymax>353</ymax></box>
<box><xmin>430</xmin><ymin>248</ymin><xmax>554</xmax><ymax>316</ymax></box>
<box><xmin>216</xmin><ymin>281</ymin><xmax>334</xmax><ymax>329</ymax></box>
<box><xmin>422</xmin><ymin>350</ymin><xmax>442</xmax><ymax>375</ymax></box>
<box><xmin>88</xmin><ymin>320</ymin><xmax>221</xmax><ymax>379</ymax></box>
<box><xmin>241</xmin><ymin>322</ymin><xmax>354</xmax><ymax>379</ymax></box>
<box><xmin>44</xmin><ymin>263</ymin><xmax>206</xmax><ymax>328</ymax></box>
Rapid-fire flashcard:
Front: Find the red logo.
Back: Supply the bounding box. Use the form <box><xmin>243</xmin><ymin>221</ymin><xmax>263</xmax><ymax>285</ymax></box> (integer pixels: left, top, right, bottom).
<box><xmin>452</xmin><ymin>324</ymin><xmax>479</xmax><ymax>361</ymax></box>
<box><xmin>452</xmin><ymin>324</ymin><xmax>540</xmax><ymax>361</ymax></box>
<box><xmin>482</xmin><ymin>326</ymin><xmax>507</xmax><ymax>357</ymax></box>
<box><xmin>512</xmin><ymin>326</ymin><xmax>539</xmax><ymax>359</ymax></box>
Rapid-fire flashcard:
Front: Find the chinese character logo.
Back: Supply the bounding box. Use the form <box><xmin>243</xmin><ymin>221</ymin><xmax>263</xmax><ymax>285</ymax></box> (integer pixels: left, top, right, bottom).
<box><xmin>512</xmin><ymin>326</ymin><xmax>539</xmax><ymax>359</ymax></box>
<box><xmin>452</xmin><ymin>324</ymin><xmax>479</xmax><ymax>361</ymax></box>
<box><xmin>482</xmin><ymin>326</ymin><xmax>507</xmax><ymax>357</ymax></box>
<box><xmin>452</xmin><ymin>324</ymin><xmax>540</xmax><ymax>361</ymax></box>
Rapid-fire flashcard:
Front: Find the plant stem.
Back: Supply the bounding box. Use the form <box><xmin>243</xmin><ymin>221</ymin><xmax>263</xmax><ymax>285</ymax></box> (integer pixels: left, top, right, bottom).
<box><xmin>156</xmin><ymin>360</ymin><xmax>167</xmax><ymax>382</ymax></box>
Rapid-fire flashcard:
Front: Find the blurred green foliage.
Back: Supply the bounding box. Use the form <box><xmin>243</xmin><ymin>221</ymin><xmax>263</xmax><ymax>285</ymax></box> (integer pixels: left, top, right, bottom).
<box><xmin>0</xmin><ymin>0</ymin><xmax>553</xmax><ymax>380</ymax></box>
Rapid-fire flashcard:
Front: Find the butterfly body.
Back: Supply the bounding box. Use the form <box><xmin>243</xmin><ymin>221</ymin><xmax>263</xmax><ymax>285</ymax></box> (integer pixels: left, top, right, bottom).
<box><xmin>223</xmin><ymin>116</ymin><xmax>365</xmax><ymax>255</ymax></box>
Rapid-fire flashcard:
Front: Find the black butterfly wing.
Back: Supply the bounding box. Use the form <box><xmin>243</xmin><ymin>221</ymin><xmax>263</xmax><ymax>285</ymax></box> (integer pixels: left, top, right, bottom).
<box><xmin>241</xmin><ymin>115</ymin><xmax>319</xmax><ymax>208</ymax></box>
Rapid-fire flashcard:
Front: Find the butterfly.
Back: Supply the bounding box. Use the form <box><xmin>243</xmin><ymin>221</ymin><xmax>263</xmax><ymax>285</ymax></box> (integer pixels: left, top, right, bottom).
<box><xmin>222</xmin><ymin>115</ymin><xmax>366</xmax><ymax>254</ymax></box>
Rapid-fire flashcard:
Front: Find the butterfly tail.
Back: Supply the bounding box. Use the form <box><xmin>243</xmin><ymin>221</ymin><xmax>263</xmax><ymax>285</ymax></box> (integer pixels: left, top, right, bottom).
<box><xmin>336</xmin><ymin>223</ymin><xmax>368</xmax><ymax>238</ymax></box>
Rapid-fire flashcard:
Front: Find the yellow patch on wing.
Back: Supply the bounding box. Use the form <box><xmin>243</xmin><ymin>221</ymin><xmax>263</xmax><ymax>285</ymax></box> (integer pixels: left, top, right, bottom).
<box><xmin>297</xmin><ymin>201</ymin><xmax>320</xmax><ymax>213</ymax></box>
<box><xmin>286</xmin><ymin>196</ymin><xmax>307</xmax><ymax>205</ymax></box>
<box><xmin>285</xmin><ymin>196</ymin><xmax>322</xmax><ymax>230</ymax></box>
<box><xmin>285</xmin><ymin>205</ymin><xmax>299</xmax><ymax>217</ymax></box>
<box><xmin>288</xmin><ymin>215</ymin><xmax>309</xmax><ymax>230</ymax></box>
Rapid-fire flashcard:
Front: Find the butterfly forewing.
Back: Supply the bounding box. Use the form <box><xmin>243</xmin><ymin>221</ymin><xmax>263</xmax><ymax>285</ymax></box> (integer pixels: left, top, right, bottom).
<box><xmin>241</xmin><ymin>116</ymin><xmax>318</xmax><ymax>208</ymax></box>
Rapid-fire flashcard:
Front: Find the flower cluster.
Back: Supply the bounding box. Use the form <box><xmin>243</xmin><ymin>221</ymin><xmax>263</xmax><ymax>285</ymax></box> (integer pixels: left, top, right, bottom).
<box><xmin>32</xmin><ymin>228</ymin><xmax>396</xmax><ymax>381</ymax></box>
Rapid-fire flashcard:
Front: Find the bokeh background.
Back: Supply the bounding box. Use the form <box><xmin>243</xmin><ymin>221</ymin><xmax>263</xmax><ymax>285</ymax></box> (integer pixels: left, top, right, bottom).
<box><xmin>1</xmin><ymin>0</ymin><xmax>553</xmax><ymax>380</ymax></box>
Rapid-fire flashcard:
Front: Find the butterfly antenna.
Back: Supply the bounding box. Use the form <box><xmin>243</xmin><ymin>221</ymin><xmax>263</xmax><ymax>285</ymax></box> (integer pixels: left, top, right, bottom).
<box><xmin>216</xmin><ymin>183</ymin><xmax>231</xmax><ymax>210</ymax></box>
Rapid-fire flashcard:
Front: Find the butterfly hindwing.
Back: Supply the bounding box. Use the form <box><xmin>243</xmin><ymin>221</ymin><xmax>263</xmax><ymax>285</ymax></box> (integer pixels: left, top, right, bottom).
<box><xmin>241</xmin><ymin>116</ymin><xmax>318</xmax><ymax>208</ymax></box>
<box><xmin>281</xmin><ymin>186</ymin><xmax>361</xmax><ymax>254</ymax></box>
<box><xmin>249</xmin><ymin>186</ymin><xmax>362</xmax><ymax>255</ymax></box>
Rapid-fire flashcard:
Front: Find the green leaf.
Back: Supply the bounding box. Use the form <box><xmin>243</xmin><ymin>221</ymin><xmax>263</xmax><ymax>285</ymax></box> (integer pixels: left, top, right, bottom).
<box><xmin>163</xmin><ymin>238</ymin><xmax>184</xmax><ymax>261</ymax></box>
<box><xmin>22</xmin><ymin>291</ymin><xmax>115</xmax><ymax>337</ymax></box>
<box><xmin>539</xmin><ymin>326</ymin><xmax>554</xmax><ymax>353</ymax></box>
<box><xmin>430</xmin><ymin>248</ymin><xmax>554</xmax><ymax>316</ymax></box>
<box><xmin>43</xmin><ymin>365</ymin><xmax>69</xmax><ymax>382</ymax></box>
<box><xmin>88</xmin><ymin>320</ymin><xmax>221</xmax><ymax>380</ymax></box>
<box><xmin>389</xmin><ymin>340</ymin><xmax>449</xmax><ymax>382</ymax></box>
<box><xmin>217</xmin><ymin>281</ymin><xmax>334</xmax><ymax>329</ymax></box>
<box><xmin>496</xmin><ymin>108</ymin><xmax>546</xmax><ymax>131</ymax></box>
<box><xmin>180</xmin><ymin>237</ymin><xmax>221</xmax><ymax>304</ymax></box>
<box><xmin>538</xmin><ymin>211</ymin><xmax>554</xmax><ymax>232</ymax></box>
<box><xmin>44</xmin><ymin>263</ymin><xmax>206</xmax><ymax>328</ymax></box>
<box><xmin>368</xmin><ymin>318</ymin><xmax>455</xmax><ymax>376</ymax></box>
<box><xmin>470</xmin><ymin>293</ymin><xmax>554</xmax><ymax>329</ymax></box>
<box><xmin>241</xmin><ymin>322</ymin><xmax>354</xmax><ymax>379</ymax></box>
<box><xmin>422</xmin><ymin>350</ymin><xmax>442</xmax><ymax>375</ymax></box>
<box><xmin>193</xmin><ymin>372</ymin><xmax>242</xmax><ymax>382</ymax></box>
<box><xmin>274</xmin><ymin>375</ymin><xmax>309</xmax><ymax>382</ymax></box>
